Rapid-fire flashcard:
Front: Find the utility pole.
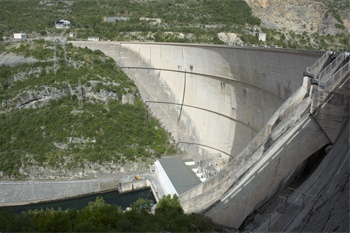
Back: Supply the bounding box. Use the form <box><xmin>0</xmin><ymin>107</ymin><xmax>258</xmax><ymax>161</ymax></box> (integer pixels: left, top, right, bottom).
<box><xmin>54</xmin><ymin>37</ymin><xmax>56</xmax><ymax>76</ymax></box>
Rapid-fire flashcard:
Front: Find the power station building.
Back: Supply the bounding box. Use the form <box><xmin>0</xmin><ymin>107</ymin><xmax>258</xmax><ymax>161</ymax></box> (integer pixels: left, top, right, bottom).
<box><xmin>154</xmin><ymin>156</ymin><xmax>201</xmax><ymax>196</ymax></box>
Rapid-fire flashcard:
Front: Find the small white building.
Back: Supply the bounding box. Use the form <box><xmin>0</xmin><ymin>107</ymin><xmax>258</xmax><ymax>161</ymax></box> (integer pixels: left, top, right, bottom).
<box><xmin>13</xmin><ymin>33</ymin><xmax>27</xmax><ymax>40</ymax></box>
<box><xmin>258</xmin><ymin>32</ymin><xmax>267</xmax><ymax>42</ymax></box>
<box><xmin>154</xmin><ymin>156</ymin><xmax>202</xmax><ymax>197</ymax></box>
<box><xmin>55</xmin><ymin>20</ymin><xmax>71</xmax><ymax>29</ymax></box>
<box><xmin>103</xmin><ymin>16</ymin><xmax>129</xmax><ymax>22</ymax></box>
<box><xmin>140</xmin><ymin>17</ymin><xmax>162</xmax><ymax>24</ymax></box>
<box><xmin>87</xmin><ymin>36</ymin><xmax>100</xmax><ymax>41</ymax></box>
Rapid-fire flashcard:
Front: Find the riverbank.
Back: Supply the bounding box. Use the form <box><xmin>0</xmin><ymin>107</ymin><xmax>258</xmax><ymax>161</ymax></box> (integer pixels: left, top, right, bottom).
<box><xmin>0</xmin><ymin>171</ymin><xmax>163</xmax><ymax>207</ymax></box>
<box><xmin>0</xmin><ymin>189</ymin><xmax>156</xmax><ymax>213</ymax></box>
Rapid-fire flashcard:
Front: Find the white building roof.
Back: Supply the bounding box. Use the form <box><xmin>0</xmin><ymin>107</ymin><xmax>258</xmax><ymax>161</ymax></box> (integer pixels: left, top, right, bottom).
<box><xmin>157</xmin><ymin>156</ymin><xmax>201</xmax><ymax>195</ymax></box>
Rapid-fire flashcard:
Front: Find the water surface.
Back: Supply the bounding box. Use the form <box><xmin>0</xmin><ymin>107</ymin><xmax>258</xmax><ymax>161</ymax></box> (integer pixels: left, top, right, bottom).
<box><xmin>0</xmin><ymin>189</ymin><xmax>155</xmax><ymax>213</ymax></box>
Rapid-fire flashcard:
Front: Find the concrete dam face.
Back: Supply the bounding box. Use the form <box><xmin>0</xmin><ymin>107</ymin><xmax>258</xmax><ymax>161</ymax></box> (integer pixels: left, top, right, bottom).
<box><xmin>74</xmin><ymin>42</ymin><xmax>321</xmax><ymax>158</ymax></box>
<box><xmin>72</xmin><ymin>42</ymin><xmax>331</xmax><ymax>227</ymax></box>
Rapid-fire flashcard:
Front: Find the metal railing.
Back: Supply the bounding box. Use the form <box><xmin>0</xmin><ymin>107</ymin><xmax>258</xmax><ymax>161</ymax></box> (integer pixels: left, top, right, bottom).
<box><xmin>306</xmin><ymin>51</ymin><xmax>331</xmax><ymax>75</ymax></box>
<box><xmin>253</xmin><ymin>204</ymin><xmax>284</xmax><ymax>232</ymax></box>
<box><xmin>254</xmin><ymin>187</ymin><xmax>313</xmax><ymax>232</ymax></box>
<box><xmin>319</xmin><ymin>61</ymin><xmax>350</xmax><ymax>91</ymax></box>
<box><xmin>315</xmin><ymin>52</ymin><xmax>345</xmax><ymax>81</ymax></box>
<box><xmin>280</xmin><ymin>187</ymin><xmax>313</xmax><ymax>208</ymax></box>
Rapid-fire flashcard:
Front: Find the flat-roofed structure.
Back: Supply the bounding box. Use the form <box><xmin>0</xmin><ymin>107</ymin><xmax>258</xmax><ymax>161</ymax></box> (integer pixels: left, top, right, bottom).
<box><xmin>155</xmin><ymin>156</ymin><xmax>201</xmax><ymax>196</ymax></box>
<box><xmin>13</xmin><ymin>33</ymin><xmax>27</xmax><ymax>39</ymax></box>
<box><xmin>103</xmin><ymin>16</ymin><xmax>129</xmax><ymax>22</ymax></box>
<box><xmin>55</xmin><ymin>20</ymin><xmax>70</xmax><ymax>29</ymax></box>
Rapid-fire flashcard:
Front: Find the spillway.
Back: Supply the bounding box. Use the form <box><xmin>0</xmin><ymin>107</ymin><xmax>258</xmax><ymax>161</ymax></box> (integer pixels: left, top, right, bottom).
<box><xmin>71</xmin><ymin>42</ymin><xmax>349</xmax><ymax>229</ymax></box>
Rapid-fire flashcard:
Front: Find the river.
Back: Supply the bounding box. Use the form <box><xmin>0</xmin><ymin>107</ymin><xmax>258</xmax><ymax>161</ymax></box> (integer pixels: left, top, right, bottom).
<box><xmin>0</xmin><ymin>189</ymin><xmax>155</xmax><ymax>214</ymax></box>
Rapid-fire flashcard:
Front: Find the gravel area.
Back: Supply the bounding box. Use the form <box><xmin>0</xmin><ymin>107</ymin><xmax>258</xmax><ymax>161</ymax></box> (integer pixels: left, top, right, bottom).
<box><xmin>0</xmin><ymin>52</ymin><xmax>38</xmax><ymax>67</ymax></box>
<box><xmin>0</xmin><ymin>180</ymin><xmax>99</xmax><ymax>206</ymax></box>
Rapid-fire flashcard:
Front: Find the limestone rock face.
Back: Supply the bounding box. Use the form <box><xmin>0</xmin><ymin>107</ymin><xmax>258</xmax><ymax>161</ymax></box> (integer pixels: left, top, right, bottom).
<box><xmin>0</xmin><ymin>52</ymin><xmax>38</xmax><ymax>67</ymax></box>
<box><xmin>217</xmin><ymin>32</ymin><xmax>243</xmax><ymax>45</ymax></box>
<box><xmin>244</xmin><ymin>0</ymin><xmax>349</xmax><ymax>35</ymax></box>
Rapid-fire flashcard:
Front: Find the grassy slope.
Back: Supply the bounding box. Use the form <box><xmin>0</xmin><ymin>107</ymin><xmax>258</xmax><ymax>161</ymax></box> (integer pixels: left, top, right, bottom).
<box><xmin>0</xmin><ymin>0</ymin><xmax>259</xmax><ymax>42</ymax></box>
<box><xmin>1</xmin><ymin>0</ymin><xmax>349</xmax><ymax>49</ymax></box>
<box><xmin>0</xmin><ymin>40</ymin><xmax>175</xmax><ymax>178</ymax></box>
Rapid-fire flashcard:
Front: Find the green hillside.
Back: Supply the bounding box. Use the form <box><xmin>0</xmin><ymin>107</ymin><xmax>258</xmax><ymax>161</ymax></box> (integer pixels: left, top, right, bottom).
<box><xmin>0</xmin><ymin>0</ymin><xmax>259</xmax><ymax>43</ymax></box>
<box><xmin>0</xmin><ymin>40</ymin><xmax>175</xmax><ymax>179</ymax></box>
<box><xmin>1</xmin><ymin>0</ymin><xmax>349</xmax><ymax>49</ymax></box>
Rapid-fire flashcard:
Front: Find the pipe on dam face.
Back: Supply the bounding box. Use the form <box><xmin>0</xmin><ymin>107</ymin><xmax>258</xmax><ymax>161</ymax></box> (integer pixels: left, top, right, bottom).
<box><xmin>71</xmin><ymin>41</ymin><xmax>324</xmax><ymax>228</ymax></box>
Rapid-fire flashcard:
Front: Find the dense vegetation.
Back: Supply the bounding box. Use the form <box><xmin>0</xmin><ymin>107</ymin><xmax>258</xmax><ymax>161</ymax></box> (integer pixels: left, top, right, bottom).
<box><xmin>260</xmin><ymin>28</ymin><xmax>350</xmax><ymax>51</ymax></box>
<box><xmin>0</xmin><ymin>0</ymin><xmax>350</xmax><ymax>50</ymax></box>
<box><xmin>0</xmin><ymin>0</ymin><xmax>259</xmax><ymax>43</ymax></box>
<box><xmin>0</xmin><ymin>40</ymin><xmax>175</xmax><ymax>178</ymax></box>
<box><xmin>322</xmin><ymin>0</ymin><xmax>350</xmax><ymax>29</ymax></box>
<box><xmin>0</xmin><ymin>195</ymin><xmax>215</xmax><ymax>232</ymax></box>
<box><xmin>0</xmin><ymin>0</ymin><xmax>260</xmax><ymax>33</ymax></box>
<box><xmin>0</xmin><ymin>0</ymin><xmax>349</xmax><ymax>49</ymax></box>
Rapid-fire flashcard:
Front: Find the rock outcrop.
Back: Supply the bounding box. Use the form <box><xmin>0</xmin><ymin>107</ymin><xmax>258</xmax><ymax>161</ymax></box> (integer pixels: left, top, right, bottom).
<box><xmin>245</xmin><ymin>0</ymin><xmax>349</xmax><ymax>35</ymax></box>
<box><xmin>217</xmin><ymin>32</ymin><xmax>243</xmax><ymax>45</ymax></box>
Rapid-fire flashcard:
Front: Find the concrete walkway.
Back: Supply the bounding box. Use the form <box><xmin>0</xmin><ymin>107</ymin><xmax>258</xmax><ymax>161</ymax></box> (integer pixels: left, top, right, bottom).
<box><xmin>0</xmin><ymin>170</ymin><xmax>166</xmax><ymax>207</ymax></box>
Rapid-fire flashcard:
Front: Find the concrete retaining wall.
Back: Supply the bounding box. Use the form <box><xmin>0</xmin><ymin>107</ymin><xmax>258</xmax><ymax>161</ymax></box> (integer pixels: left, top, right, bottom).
<box><xmin>117</xmin><ymin>179</ymin><xmax>149</xmax><ymax>194</ymax></box>
<box><xmin>0</xmin><ymin>180</ymin><xmax>100</xmax><ymax>206</ymax></box>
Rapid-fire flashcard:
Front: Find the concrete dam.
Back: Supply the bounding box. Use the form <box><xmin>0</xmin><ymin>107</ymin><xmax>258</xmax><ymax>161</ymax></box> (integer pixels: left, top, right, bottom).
<box><xmin>72</xmin><ymin>41</ymin><xmax>349</xmax><ymax>230</ymax></box>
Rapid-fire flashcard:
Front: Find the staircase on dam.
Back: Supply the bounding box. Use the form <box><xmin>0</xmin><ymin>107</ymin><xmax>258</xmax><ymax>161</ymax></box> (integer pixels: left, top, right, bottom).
<box><xmin>70</xmin><ymin>41</ymin><xmax>348</xmax><ymax>230</ymax></box>
<box><xmin>310</xmin><ymin>52</ymin><xmax>350</xmax><ymax>142</ymax></box>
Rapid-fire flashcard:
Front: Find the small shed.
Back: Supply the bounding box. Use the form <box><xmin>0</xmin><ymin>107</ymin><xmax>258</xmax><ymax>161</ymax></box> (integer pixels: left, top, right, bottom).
<box><xmin>55</xmin><ymin>20</ymin><xmax>71</xmax><ymax>29</ymax></box>
<box><xmin>258</xmin><ymin>32</ymin><xmax>267</xmax><ymax>42</ymax></box>
<box><xmin>87</xmin><ymin>36</ymin><xmax>100</xmax><ymax>41</ymax></box>
<box><xmin>13</xmin><ymin>33</ymin><xmax>27</xmax><ymax>40</ymax></box>
<box><xmin>103</xmin><ymin>16</ymin><xmax>129</xmax><ymax>22</ymax></box>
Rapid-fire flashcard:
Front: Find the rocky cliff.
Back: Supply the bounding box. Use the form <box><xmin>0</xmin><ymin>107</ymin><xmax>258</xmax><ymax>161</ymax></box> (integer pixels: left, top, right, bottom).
<box><xmin>245</xmin><ymin>0</ymin><xmax>350</xmax><ymax>34</ymax></box>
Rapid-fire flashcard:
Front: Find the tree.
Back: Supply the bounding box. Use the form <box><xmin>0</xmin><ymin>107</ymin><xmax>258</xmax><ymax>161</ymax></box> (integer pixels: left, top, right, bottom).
<box><xmin>155</xmin><ymin>194</ymin><xmax>183</xmax><ymax>217</ymax></box>
<box><xmin>130</xmin><ymin>198</ymin><xmax>153</xmax><ymax>214</ymax></box>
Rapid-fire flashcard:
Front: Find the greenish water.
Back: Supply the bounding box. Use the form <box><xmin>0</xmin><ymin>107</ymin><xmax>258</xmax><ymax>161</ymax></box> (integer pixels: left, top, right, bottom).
<box><xmin>0</xmin><ymin>189</ymin><xmax>155</xmax><ymax>214</ymax></box>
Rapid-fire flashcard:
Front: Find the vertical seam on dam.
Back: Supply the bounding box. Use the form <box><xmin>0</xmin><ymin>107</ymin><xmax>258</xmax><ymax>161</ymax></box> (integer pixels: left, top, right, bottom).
<box><xmin>178</xmin><ymin>71</ymin><xmax>187</xmax><ymax>123</ymax></box>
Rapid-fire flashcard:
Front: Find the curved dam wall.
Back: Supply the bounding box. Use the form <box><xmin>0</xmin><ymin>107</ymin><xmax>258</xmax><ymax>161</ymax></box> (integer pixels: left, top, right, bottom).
<box><xmin>73</xmin><ymin>42</ymin><xmax>322</xmax><ymax>163</ymax></box>
<box><xmin>72</xmin><ymin>41</ymin><xmax>324</xmax><ymax>227</ymax></box>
